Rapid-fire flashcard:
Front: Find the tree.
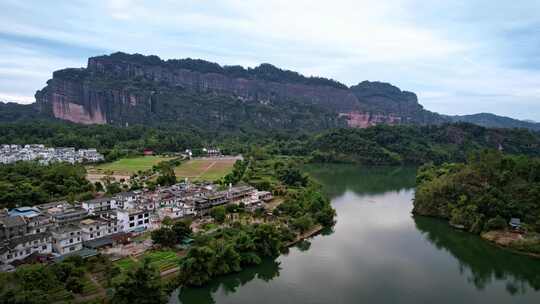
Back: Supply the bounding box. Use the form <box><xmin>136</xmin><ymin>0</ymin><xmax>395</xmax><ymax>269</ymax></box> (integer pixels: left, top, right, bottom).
<box><xmin>226</xmin><ymin>204</ymin><xmax>239</xmax><ymax>213</ymax></box>
<box><xmin>278</xmin><ymin>166</ymin><xmax>308</xmax><ymax>187</ymax></box>
<box><xmin>161</xmin><ymin>216</ymin><xmax>173</xmax><ymax>228</ymax></box>
<box><xmin>106</xmin><ymin>181</ymin><xmax>123</xmax><ymax>195</ymax></box>
<box><xmin>151</xmin><ymin>227</ymin><xmax>177</xmax><ymax>248</ymax></box>
<box><xmin>66</xmin><ymin>277</ymin><xmax>84</xmax><ymax>294</ymax></box>
<box><xmin>210</xmin><ymin>206</ymin><xmax>226</xmax><ymax>224</ymax></box>
<box><xmin>178</xmin><ymin>246</ymin><xmax>216</xmax><ymax>286</ymax></box>
<box><xmin>172</xmin><ymin>221</ymin><xmax>192</xmax><ymax>241</ymax></box>
<box><xmin>251</xmin><ymin>224</ymin><xmax>283</xmax><ymax>257</ymax></box>
<box><xmin>94</xmin><ymin>181</ymin><xmax>104</xmax><ymax>192</ymax></box>
<box><xmin>213</xmin><ymin>240</ymin><xmax>242</xmax><ymax>275</ymax></box>
<box><xmin>112</xmin><ymin>259</ymin><xmax>167</xmax><ymax>304</ymax></box>
<box><xmin>156</xmin><ymin>163</ymin><xmax>176</xmax><ymax>186</ymax></box>
<box><xmin>292</xmin><ymin>214</ymin><xmax>314</xmax><ymax>233</ymax></box>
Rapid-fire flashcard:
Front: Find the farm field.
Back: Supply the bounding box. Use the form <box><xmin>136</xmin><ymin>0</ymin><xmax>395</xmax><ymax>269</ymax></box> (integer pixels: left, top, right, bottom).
<box><xmin>174</xmin><ymin>158</ymin><xmax>237</xmax><ymax>181</ymax></box>
<box><xmin>114</xmin><ymin>250</ymin><xmax>181</xmax><ymax>273</ymax></box>
<box><xmin>88</xmin><ymin>156</ymin><xmax>175</xmax><ymax>175</ymax></box>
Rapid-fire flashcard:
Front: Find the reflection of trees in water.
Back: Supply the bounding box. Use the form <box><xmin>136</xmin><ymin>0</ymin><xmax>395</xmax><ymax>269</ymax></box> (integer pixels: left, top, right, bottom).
<box><xmin>177</xmin><ymin>258</ymin><xmax>281</xmax><ymax>304</ymax></box>
<box><xmin>414</xmin><ymin>216</ymin><xmax>540</xmax><ymax>294</ymax></box>
<box><xmin>305</xmin><ymin>164</ymin><xmax>417</xmax><ymax>198</ymax></box>
<box><xmin>296</xmin><ymin>240</ymin><xmax>311</xmax><ymax>252</ymax></box>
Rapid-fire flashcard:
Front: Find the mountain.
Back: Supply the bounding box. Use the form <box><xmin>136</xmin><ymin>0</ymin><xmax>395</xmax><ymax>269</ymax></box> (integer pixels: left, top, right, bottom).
<box><xmin>448</xmin><ymin>113</ymin><xmax>540</xmax><ymax>131</ymax></box>
<box><xmin>0</xmin><ymin>52</ymin><xmax>537</xmax><ymax>132</ymax></box>
<box><xmin>33</xmin><ymin>52</ymin><xmax>444</xmax><ymax>130</ymax></box>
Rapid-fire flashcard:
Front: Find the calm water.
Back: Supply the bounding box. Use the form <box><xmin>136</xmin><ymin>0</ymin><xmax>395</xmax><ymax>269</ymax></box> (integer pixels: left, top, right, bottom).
<box><xmin>172</xmin><ymin>165</ymin><xmax>540</xmax><ymax>304</ymax></box>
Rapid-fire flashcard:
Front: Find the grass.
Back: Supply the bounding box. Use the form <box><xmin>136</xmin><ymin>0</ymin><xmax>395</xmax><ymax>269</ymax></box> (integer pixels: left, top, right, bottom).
<box><xmin>174</xmin><ymin>159</ymin><xmax>235</xmax><ymax>181</ymax></box>
<box><xmin>115</xmin><ymin>257</ymin><xmax>138</xmax><ymax>272</ymax></box>
<box><xmin>90</xmin><ymin>156</ymin><xmax>175</xmax><ymax>175</ymax></box>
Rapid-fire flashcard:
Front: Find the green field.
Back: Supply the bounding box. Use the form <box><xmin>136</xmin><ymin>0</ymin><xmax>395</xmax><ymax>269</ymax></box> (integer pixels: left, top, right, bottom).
<box><xmin>90</xmin><ymin>156</ymin><xmax>175</xmax><ymax>175</ymax></box>
<box><xmin>143</xmin><ymin>250</ymin><xmax>181</xmax><ymax>272</ymax></box>
<box><xmin>175</xmin><ymin>159</ymin><xmax>236</xmax><ymax>181</ymax></box>
<box><xmin>114</xmin><ymin>250</ymin><xmax>180</xmax><ymax>273</ymax></box>
<box><xmin>115</xmin><ymin>257</ymin><xmax>138</xmax><ymax>271</ymax></box>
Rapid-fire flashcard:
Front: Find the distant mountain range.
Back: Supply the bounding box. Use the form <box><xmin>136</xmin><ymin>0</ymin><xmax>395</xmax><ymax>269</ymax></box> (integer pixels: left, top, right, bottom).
<box><xmin>0</xmin><ymin>52</ymin><xmax>538</xmax><ymax>132</ymax></box>
<box><xmin>448</xmin><ymin>113</ymin><xmax>540</xmax><ymax>131</ymax></box>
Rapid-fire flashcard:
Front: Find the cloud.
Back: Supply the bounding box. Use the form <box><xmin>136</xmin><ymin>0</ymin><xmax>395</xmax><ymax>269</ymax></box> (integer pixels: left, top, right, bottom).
<box><xmin>0</xmin><ymin>0</ymin><xmax>539</xmax><ymax>120</ymax></box>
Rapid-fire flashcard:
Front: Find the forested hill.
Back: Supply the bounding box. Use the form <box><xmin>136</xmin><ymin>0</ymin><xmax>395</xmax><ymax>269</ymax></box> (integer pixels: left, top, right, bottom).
<box><xmin>413</xmin><ymin>151</ymin><xmax>540</xmax><ymax>242</ymax></box>
<box><xmin>449</xmin><ymin>113</ymin><xmax>540</xmax><ymax>131</ymax></box>
<box><xmin>1</xmin><ymin>121</ymin><xmax>539</xmax><ymax>166</ymax></box>
<box><xmin>306</xmin><ymin>123</ymin><xmax>540</xmax><ymax>165</ymax></box>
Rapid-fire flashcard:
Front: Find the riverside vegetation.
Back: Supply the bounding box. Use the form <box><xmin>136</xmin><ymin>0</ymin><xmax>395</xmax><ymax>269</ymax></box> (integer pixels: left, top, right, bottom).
<box><xmin>0</xmin><ymin>155</ymin><xmax>335</xmax><ymax>304</ymax></box>
<box><xmin>413</xmin><ymin>150</ymin><xmax>540</xmax><ymax>255</ymax></box>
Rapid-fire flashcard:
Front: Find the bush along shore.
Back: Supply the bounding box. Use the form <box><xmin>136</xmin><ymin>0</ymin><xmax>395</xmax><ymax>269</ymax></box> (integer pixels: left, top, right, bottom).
<box><xmin>413</xmin><ymin>150</ymin><xmax>540</xmax><ymax>257</ymax></box>
<box><xmin>174</xmin><ymin>155</ymin><xmax>335</xmax><ymax>288</ymax></box>
<box><xmin>0</xmin><ymin>155</ymin><xmax>335</xmax><ymax>304</ymax></box>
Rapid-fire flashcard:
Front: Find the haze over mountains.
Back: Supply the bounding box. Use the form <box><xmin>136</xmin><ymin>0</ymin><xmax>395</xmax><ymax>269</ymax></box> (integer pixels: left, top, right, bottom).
<box><xmin>1</xmin><ymin>52</ymin><xmax>539</xmax><ymax>131</ymax></box>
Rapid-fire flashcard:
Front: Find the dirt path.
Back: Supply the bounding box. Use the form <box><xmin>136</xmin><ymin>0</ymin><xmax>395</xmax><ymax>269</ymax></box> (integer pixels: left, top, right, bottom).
<box><xmin>197</xmin><ymin>161</ymin><xmax>217</xmax><ymax>178</ymax></box>
<box><xmin>161</xmin><ymin>266</ymin><xmax>180</xmax><ymax>277</ymax></box>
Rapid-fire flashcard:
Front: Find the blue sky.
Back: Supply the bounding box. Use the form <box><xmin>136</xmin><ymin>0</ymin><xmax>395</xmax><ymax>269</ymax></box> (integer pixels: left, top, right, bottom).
<box><xmin>1</xmin><ymin>0</ymin><xmax>540</xmax><ymax>120</ymax></box>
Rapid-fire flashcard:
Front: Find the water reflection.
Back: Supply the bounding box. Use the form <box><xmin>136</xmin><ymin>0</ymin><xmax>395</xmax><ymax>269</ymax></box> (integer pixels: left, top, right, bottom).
<box><xmin>414</xmin><ymin>216</ymin><xmax>540</xmax><ymax>293</ymax></box>
<box><xmin>175</xmin><ymin>259</ymin><xmax>281</xmax><ymax>304</ymax></box>
<box><xmin>305</xmin><ymin>164</ymin><xmax>416</xmax><ymax>198</ymax></box>
<box><xmin>174</xmin><ymin>165</ymin><xmax>540</xmax><ymax>304</ymax></box>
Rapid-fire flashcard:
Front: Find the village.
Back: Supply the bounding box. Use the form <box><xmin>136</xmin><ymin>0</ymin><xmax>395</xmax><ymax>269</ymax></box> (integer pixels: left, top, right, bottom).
<box><xmin>0</xmin><ymin>144</ymin><xmax>104</xmax><ymax>164</ymax></box>
<box><xmin>0</xmin><ymin>180</ymin><xmax>273</xmax><ymax>272</ymax></box>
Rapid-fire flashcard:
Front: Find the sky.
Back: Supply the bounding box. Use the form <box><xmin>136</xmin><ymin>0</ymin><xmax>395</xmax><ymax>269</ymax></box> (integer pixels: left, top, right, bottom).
<box><xmin>1</xmin><ymin>0</ymin><xmax>540</xmax><ymax>120</ymax></box>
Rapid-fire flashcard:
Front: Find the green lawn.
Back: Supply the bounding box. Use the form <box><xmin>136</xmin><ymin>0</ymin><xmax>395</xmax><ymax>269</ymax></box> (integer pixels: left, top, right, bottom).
<box><xmin>175</xmin><ymin>159</ymin><xmax>235</xmax><ymax>181</ymax></box>
<box><xmin>91</xmin><ymin>156</ymin><xmax>175</xmax><ymax>175</ymax></box>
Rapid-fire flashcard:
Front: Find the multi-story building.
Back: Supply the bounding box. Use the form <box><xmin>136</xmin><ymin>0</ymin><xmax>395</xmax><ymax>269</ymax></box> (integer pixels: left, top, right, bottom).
<box><xmin>228</xmin><ymin>186</ymin><xmax>256</xmax><ymax>203</ymax></box>
<box><xmin>0</xmin><ymin>232</ymin><xmax>52</xmax><ymax>265</ymax></box>
<box><xmin>114</xmin><ymin>191</ymin><xmax>140</xmax><ymax>209</ymax></box>
<box><xmin>0</xmin><ymin>216</ymin><xmax>27</xmax><ymax>241</ymax></box>
<box><xmin>82</xmin><ymin>197</ymin><xmax>118</xmax><ymax>215</ymax></box>
<box><xmin>51</xmin><ymin>225</ymin><xmax>83</xmax><ymax>255</ymax></box>
<box><xmin>117</xmin><ymin>209</ymin><xmax>151</xmax><ymax>233</ymax></box>
<box><xmin>79</xmin><ymin>217</ymin><xmax>120</xmax><ymax>242</ymax></box>
<box><xmin>46</xmin><ymin>205</ymin><xmax>88</xmax><ymax>226</ymax></box>
<box><xmin>26</xmin><ymin>214</ymin><xmax>54</xmax><ymax>235</ymax></box>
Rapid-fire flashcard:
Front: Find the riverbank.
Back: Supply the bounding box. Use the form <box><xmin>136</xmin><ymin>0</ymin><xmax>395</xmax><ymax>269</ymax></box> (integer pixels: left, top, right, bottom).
<box><xmin>481</xmin><ymin>230</ymin><xmax>540</xmax><ymax>258</ymax></box>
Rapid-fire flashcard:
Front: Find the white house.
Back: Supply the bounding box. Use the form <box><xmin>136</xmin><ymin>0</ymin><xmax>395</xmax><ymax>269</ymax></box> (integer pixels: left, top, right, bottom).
<box><xmin>79</xmin><ymin>218</ymin><xmax>120</xmax><ymax>242</ymax></box>
<box><xmin>117</xmin><ymin>209</ymin><xmax>151</xmax><ymax>233</ymax></box>
<box><xmin>51</xmin><ymin>225</ymin><xmax>83</xmax><ymax>255</ymax></box>
<box><xmin>82</xmin><ymin>197</ymin><xmax>118</xmax><ymax>215</ymax></box>
<box><xmin>0</xmin><ymin>233</ymin><xmax>52</xmax><ymax>265</ymax></box>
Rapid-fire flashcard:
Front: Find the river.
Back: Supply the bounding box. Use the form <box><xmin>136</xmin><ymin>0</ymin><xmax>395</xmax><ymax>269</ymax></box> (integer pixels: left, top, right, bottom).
<box><xmin>172</xmin><ymin>164</ymin><xmax>540</xmax><ymax>303</ymax></box>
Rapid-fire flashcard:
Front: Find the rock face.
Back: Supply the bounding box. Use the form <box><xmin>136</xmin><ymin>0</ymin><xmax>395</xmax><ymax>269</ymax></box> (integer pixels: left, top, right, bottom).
<box><xmin>36</xmin><ymin>76</ymin><xmax>107</xmax><ymax>124</ymax></box>
<box><xmin>35</xmin><ymin>52</ymin><xmax>445</xmax><ymax>128</ymax></box>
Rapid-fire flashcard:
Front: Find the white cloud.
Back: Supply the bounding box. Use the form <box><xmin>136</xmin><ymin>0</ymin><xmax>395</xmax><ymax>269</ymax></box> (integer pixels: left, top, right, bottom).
<box><xmin>0</xmin><ymin>93</ymin><xmax>34</xmax><ymax>104</ymax></box>
<box><xmin>0</xmin><ymin>0</ymin><xmax>540</xmax><ymax>119</ymax></box>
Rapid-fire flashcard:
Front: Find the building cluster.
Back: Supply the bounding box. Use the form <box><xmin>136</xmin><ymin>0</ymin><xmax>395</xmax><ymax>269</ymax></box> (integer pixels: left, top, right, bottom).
<box><xmin>0</xmin><ymin>182</ymin><xmax>272</xmax><ymax>271</ymax></box>
<box><xmin>0</xmin><ymin>144</ymin><xmax>104</xmax><ymax>165</ymax></box>
<box><xmin>184</xmin><ymin>147</ymin><xmax>222</xmax><ymax>158</ymax></box>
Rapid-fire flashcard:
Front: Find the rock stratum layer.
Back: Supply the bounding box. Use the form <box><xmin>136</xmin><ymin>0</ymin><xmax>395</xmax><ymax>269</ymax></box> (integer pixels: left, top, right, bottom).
<box><xmin>34</xmin><ymin>52</ymin><xmax>444</xmax><ymax>129</ymax></box>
